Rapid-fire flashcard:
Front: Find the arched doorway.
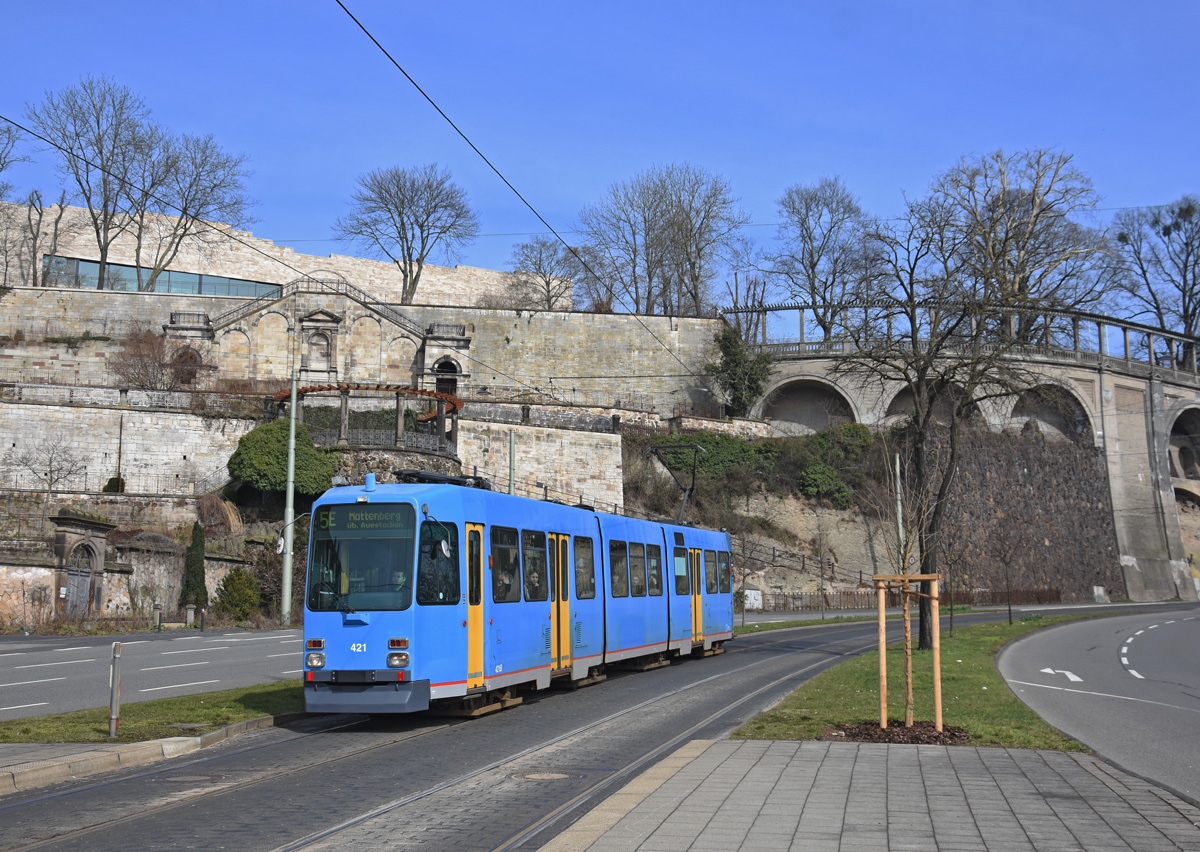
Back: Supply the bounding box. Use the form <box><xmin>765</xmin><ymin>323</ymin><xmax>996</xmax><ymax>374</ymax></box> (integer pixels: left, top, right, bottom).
<box><xmin>64</xmin><ymin>544</ymin><xmax>94</xmax><ymax>614</ymax></box>
<box><xmin>435</xmin><ymin>359</ymin><xmax>460</xmax><ymax>397</ymax></box>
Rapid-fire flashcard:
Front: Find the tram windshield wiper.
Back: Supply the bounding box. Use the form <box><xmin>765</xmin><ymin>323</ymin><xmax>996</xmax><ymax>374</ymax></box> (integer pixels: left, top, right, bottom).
<box><xmin>318</xmin><ymin>581</ymin><xmax>356</xmax><ymax>613</ymax></box>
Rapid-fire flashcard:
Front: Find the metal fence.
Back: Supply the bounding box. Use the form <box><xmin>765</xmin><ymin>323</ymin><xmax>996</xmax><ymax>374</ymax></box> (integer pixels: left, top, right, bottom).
<box><xmin>754</xmin><ymin>587</ymin><xmax>1061</xmax><ymax>612</ymax></box>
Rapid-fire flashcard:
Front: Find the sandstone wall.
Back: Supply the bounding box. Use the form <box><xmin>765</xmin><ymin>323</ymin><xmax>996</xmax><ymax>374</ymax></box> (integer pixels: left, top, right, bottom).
<box><xmin>0</xmin><ymin>201</ymin><xmax>519</xmax><ymax>308</ymax></box>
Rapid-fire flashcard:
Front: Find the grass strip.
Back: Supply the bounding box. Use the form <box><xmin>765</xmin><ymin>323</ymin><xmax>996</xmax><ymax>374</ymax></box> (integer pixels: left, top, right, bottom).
<box><xmin>733</xmin><ymin>614</ymin><xmax>1088</xmax><ymax>751</ymax></box>
<box><xmin>0</xmin><ymin>680</ymin><xmax>304</xmax><ymax>744</ymax></box>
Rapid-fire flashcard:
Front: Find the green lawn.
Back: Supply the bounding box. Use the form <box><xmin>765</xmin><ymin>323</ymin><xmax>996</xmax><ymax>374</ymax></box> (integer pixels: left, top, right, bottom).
<box><xmin>733</xmin><ymin>614</ymin><xmax>1088</xmax><ymax>750</ymax></box>
<box><xmin>0</xmin><ymin>680</ymin><xmax>304</xmax><ymax>744</ymax></box>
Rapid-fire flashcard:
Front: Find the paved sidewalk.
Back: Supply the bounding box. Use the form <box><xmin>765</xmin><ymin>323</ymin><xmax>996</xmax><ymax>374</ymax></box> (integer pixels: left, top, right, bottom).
<box><xmin>542</xmin><ymin>740</ymin><xmax>1200</xmax><ymax>852</ymax></box>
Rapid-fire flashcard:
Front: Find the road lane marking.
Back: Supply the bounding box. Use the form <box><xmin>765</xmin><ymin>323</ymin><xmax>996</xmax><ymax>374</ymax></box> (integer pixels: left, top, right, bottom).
<box><xmin>281</xmin><ymin>669</ymin><xmax>303</xmax><ymax>674</ymax></box>
<box><xmin>55</xmin><ymin>646</ymin><xmax>89</xmax><ymax>652</ymax></box>
<box><xmin>1129</xmin><ymin>670</ymin><xmax>1144</xmax><ymax>679</ymax></box>
<box><xmin>141</xmin><ymin>662</ymin><xmax>209</xmax><ymax>671</ymax></box>
<box><xmin>0</xmin><ymin>653</ymin><xmax>25</xmax><ymax>658</ymax></box>
<box><xmin>1121</xmin><ymin>646</ymin><xmax>1128</xmax><ymax>653</ymax></box>
<box><xmin>268</xmin><ymin>653</ymin><xmax>295</xmax><ymax>658</ymax></box>
<box><xmin>139</xmin><ymin>680</ymin><xmax>220</xmax><ymax>693</ymax></box>
<box><xmin>1135</xmin><ymin>629</ymin><xmax>1144</xmax><ymax>635</ymax></box>
<box><xmin>0</xmin><ymin>677</ymin><xmax>67</xmax><ymax>688</ymax></box>
<box><xmin>161</xmin><ymin>647</ymin><xmax>228</xmax><ymax>655</ymax></box>
<box><xmin>1</xmin><ymin>703</ymin><xmax>49</xmax><ymax>712</ymax></box>
<box><xmin>1040</xmin><ymin>667</ymin><xmax>1083</xmax><ymax>682</ymax></box>
<box><xmin>14</xmin><ymin>659</ymin><xmax>94</xmax><ymax>669</ymax></box>
<box><xmin>223</xmin><ymin>635</ymin><xmax>281</xmax><ymax>642</ymax></box>
<box><xmin>1121</xmin><ymin>657</ymin><xmax>1129</xmax><ymax>665</ymax></box>
<box><xmin>1007</xmin><ymin>679</ymin><xmax>1200</xmax><ymax>713</ymax></box>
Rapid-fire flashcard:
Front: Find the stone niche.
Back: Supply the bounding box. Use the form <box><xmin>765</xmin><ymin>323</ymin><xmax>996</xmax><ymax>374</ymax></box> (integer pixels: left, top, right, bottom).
<box><xmin>52</xmin><ymin>510</ymin><xmax>119</xmax><ymax>616</ymax></box>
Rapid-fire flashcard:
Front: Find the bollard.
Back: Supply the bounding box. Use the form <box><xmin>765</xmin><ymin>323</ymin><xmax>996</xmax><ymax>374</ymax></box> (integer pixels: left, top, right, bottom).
<box><xmin>109</xmin><ymin>642</ymin><xmax>122</xmax><ymax>738</ymax></box>
<box><xmin>157</xmin><ymin>610</ymin><xmax>163</xmax><ymax>632</ymax></box>
<box><xmin>200</xmin><ymin>608</ymin><xmax>206</xmax><ymax>632</ymax></box>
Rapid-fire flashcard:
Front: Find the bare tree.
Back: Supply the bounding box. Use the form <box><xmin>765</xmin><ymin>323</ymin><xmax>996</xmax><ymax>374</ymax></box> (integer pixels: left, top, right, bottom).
<box><xmin>1113</xmin><ymin>196</ymin><xmax>1200</xmax><ymax>361</ymax></box>
<box><xmin>578</xmin><ymin>170</ymin><xmax>671</xmax><ymax>314</ymax></box>
<box><xmin>722</xmin><ymin>271</ymin><xmax>772</xmax><ymax>342</ymax></box>
<box><xmin>579</xmin><ymin>163</ymin><xmax>746</xmax><ymax>316</ymax></box>
<box><xmin>657</xmin><ymin>163</ymin><xmax>749</xmax><ymax>316</ymax></box>
<box><xmin>14</xmin><ymin>190</ymin><xmax>77</xmax><ymax>288</ymax></box>
<box><xmin>25</xmin><ymin>75</ymin><xmax>151</xmax><ymax>290</ymax></box>
<box><xmin>4</xmin><ymin>430</ymin><xmax>89</xmax><ymax>529</ymax></box>
<box><xmin>127</xmin><ymin>132</ymin><xmax>252</xmax><ymax>291</ymax></box>
<box><xmin>935</xmin><ymin>149</ymin><xmax>1112</xmax><ymax>338</ymax></box>
<box><xmin>837</xmin><ymin>151</ymin><xmax>1102</xmax><ymax>648</ymax></box>
<box><xmin>508</xmin><ymin>235</ymin><xmax>578</xmax><ymax>309</ymax></box>
<box><xmin>333</xmin><ymin>163</ymin><xmax>479</xmax><ymax>305</ymax></box>
<box><xmin>0</xmin><ymin>122</ymin><xmax>24</xmax><ymax>200</ymax></box>
<box><xmin>765</xmin><ymin>176</ymin><xmax>867</xmax><ymax>337</ymax></box>
<box><xmin>109</xmin><ymin>325</ymin><xmax>191</xmax><ymax>390</ymax></box>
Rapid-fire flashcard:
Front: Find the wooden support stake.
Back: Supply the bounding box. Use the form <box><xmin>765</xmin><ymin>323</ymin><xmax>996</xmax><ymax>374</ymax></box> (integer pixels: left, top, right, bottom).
<box><xmin>877</xmin><ymin>579</ymin><xmax>887</xmax><ymax>729</ymax></box>
<box><xmin>903</xmin><ymin>580</ymin><xmax>913</xmax><ymax>728</ymax></box>
<box><xmin>932</xmin><ymin>578</ymin><xmax>942</xmax><ymax>732</ymax></box>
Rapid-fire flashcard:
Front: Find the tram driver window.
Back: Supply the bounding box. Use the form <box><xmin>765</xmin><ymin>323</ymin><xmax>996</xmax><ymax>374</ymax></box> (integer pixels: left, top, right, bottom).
<box><xmin>417</xmin><ymin>521</ymin><xmax>460</xmax><ymax>605</ymax></box>
<box><xmin>574</xmin><ymin>537</ymin><xmax>596</xmax><ymax>599</ymax></box>
<box><xmin>609</xmin><ymin>540</ymin><xmax>629</xmax><ymax>597</ymax></box>
<box><xmin>491</xmin><ymin>527</ymin><xmax>521</xmax><ymax>603</ymax></box>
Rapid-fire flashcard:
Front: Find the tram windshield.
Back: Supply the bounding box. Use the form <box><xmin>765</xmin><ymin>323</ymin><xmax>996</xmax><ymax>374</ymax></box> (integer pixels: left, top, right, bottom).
<box><xmin>307</xmin><ymin>502</ymin><xmax>417</xmax><ymax>612</ymax></box>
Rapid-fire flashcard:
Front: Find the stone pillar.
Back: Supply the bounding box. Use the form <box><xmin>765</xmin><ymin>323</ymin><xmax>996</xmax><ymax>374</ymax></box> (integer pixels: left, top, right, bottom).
<box><xmin>436</xmin><ymin>401</ymin><xmax>447</xmax><ymax>452</ymax></box>
<box><xmin>1123</xmin><ymin>328</ymin><xmax>1131</xmax><ymax>361</ymax></box>
<box><xmin>295</xmin><ymin>393</ymin><xmax>304</xmax><ymax>425</ymax></box>
<box><xmin>1098</xmin><ymin>321</ymin><xmax>1106</xmax><ymax>357</ymax></box>
<box><xmin>395</xmin><ymin>393</ymin><xmax>406</xmax><ymax>447</ymax></box>
<box><xmin>338</xmin><ymin>388</ymin><xmax>350</xmax><ymax>446</ymax></box>
<box><xmin>449</xmin><ymin>408</ymin><xmax>459</xmax><ymax>452</ymax></box>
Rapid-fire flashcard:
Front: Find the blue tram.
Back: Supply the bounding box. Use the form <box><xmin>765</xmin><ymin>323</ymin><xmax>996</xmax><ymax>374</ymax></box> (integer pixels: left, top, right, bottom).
<box><xmin>302</xmin><ymin>472</ymin><xmax>734</xmax><ymax>714</ymax></box>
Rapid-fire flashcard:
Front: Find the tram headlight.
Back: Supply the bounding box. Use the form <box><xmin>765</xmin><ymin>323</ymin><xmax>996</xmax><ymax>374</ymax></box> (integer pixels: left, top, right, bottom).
<box><xmin>306</xmin><ymin>652</ymin><xmax>326</xmax><ymax>669</ymax></box>
<box><xmin>386</xmin><ymin>651</ymin><xmax>410</xmax><ymax>668</ymax></box>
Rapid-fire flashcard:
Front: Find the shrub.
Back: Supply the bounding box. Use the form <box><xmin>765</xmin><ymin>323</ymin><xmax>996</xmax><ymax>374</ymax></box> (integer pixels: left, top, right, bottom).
<box><xmin>102</xmin><ymin>476</ymin><xmax>125</xmax><ymax>493</ymax></box>
<box><xmin>227</xmin><ymin>418</ymin><xmax>336</xmax><ymax>496</ymax></box>
<box><xmin>179</xmin><ymin>521</ymin><xmax>208</xmax><ymax>609</ymax></box>
<box><xmin>213</xmin><ymin>566</ymin><xmax>261</xmax><ymax>620</ymax></box>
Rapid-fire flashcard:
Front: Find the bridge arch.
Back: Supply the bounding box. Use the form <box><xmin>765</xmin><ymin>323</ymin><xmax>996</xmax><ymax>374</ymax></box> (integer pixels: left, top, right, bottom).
<box><xmin>1168</xmin><ymin>406</ymin><xmax>1200</xmax><ymax>503</ymax></box>
<box><xmin>752</xmin><ymin>377</ymin><xmax>858</xmax><ymax>435</ymax></box>
<box><xmin>1008</xmin><ymin>383</ymin><xmax>1094</xmax><ymax>444</ymax></box>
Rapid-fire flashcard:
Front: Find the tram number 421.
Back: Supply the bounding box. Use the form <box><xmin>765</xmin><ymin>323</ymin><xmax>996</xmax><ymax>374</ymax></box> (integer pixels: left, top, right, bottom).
<box><xmin>350</xmin><ymin>643</ymin><xmax>367</xmax><ymax>653</ymax></box>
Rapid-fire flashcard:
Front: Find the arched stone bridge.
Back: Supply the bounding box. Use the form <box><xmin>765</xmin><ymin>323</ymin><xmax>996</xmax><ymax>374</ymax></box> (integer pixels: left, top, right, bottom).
<box><xmin>734</xmin><ymin>303</ymin><xmax>1200</xmax><ymax>604</ymax></box>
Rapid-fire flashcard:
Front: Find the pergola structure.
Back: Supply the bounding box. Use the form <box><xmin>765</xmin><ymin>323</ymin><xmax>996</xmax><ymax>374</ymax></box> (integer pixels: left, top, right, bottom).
<box><xmin>272</xmin><ymin>383</ymin><xmax>464</xmax><ymax>454</ymax></box>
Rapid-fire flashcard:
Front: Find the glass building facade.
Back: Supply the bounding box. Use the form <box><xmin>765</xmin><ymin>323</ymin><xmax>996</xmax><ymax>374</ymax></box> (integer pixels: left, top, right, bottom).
<box><xmin>43</xmin><ymin>256</ymin><xmax>280</xmax><ymax>298</ymax></box>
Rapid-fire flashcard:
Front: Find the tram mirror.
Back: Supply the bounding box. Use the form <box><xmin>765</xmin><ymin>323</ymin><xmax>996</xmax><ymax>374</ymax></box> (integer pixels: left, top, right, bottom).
<box><xmin>440</xmin><ymin>540</ymin><xmax>452</xmax><ymax>559</ymax></box>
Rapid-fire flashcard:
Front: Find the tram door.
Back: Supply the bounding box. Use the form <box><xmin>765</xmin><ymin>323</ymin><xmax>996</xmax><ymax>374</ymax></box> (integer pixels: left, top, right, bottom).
<box><xmin>548</xmin><ymin>533</ymin><xmax>572</xmax><ymax>671</ymax></box>
<box><xmin>689</xmin><ymin>548</ymin><xmax>703</xmax><ymax>643</ymax></box>
<box><xmin>466</xmin><ymin>523</ymin><xmax>485</xmax><ymax>690</ymax></box>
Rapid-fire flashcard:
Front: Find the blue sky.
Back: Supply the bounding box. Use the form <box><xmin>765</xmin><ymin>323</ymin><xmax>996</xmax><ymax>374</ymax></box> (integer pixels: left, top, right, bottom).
<box><xmin>3</xmin><ymin>1</ymin><xmax>1197</xmax><ymax>278</ymax></box>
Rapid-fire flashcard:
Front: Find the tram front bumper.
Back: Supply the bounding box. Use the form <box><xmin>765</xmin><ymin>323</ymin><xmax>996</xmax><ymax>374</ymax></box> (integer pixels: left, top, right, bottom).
<box><xmin>304</xmin><ymin>674</ymin><xmax>431</xmax><ymax>713</ymax></box>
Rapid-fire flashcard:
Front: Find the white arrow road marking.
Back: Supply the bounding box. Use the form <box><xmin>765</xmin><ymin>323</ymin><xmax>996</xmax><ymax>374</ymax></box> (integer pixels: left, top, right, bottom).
<box><xmin>1040</xmin><ymin>667</ymin><xmax>1083</xmax><ymax>682</ymax></box>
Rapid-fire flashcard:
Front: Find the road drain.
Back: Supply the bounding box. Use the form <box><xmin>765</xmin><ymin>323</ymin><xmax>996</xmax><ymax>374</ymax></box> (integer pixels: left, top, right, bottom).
<box><xmin>510</xmin><ymin>771</ymin><xmax>574</xmax><ymax>781</ymax></box>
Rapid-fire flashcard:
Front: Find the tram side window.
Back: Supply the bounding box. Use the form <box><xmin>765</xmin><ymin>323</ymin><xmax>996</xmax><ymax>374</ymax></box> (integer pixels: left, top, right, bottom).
<box><xmin>704</xmin><ymin>550</ymin><xmax>719</xmax><ymax>594</ymax></box>
<box><xmin>647</xmin><ymin>544</ymin><xmax>663</xmax><ymax>596</ymax></box>
<box><xmin>609</xmin><ymin>540</ymin><xmax>629</xmax><ymax>597</ymax></box>
<box><xmin>629</xmin><ymin>543</ymin><xmax>647</xmax><ymax>596</ymax></box>
<box><xmin>417</xmin><ymin>521</ymin><xmax>460</xmax><ymax>605</ymax></box>
<box><xmin>491</xmin><ymin>526</ymin><xmax>521</xmax><ymax>603</ymax></box>
<box><xmin>718</xmin><ymin>551</ymin><xmax>731</xmax><ymax>594</ymax></box>
<box><xmin>468</xmin><ymin>529</ymin><xmax>482</xmax><ymax>606</ymax></box>
<box><xmin>575</xmin><ymin>537</ymin><xmax>596</xmax><ymax>599</ymax></box>
<box><xmin>522</xmin><ymin>530</ymin><xmax>549</xmax><ymax>601</ymax></box>
<box><xmin>673</xmin><ymin>547</ymin><xmax>690</xmax><ymax>595</ymax></box>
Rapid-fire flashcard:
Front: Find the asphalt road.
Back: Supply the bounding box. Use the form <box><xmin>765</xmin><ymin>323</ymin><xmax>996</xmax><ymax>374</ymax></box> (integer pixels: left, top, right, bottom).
<box><xmin>998</xmin><ymin>604</ymin><xmax>1200</xmax><ymax>804</ymax></box>
<box><xmin>0</xmin><ymin>628</ymin><xmax>303</xmax><ymax>721</ymax></box>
